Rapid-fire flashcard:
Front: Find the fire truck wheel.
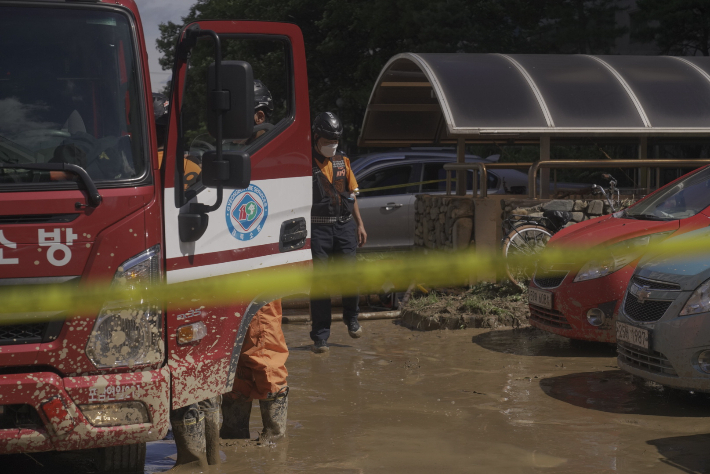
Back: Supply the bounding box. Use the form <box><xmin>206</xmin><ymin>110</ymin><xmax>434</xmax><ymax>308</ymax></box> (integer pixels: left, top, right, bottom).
<box><xmin>91</xmin><ymin>442</ymin><xmax>146</xmax><ymax>473</ymax></box>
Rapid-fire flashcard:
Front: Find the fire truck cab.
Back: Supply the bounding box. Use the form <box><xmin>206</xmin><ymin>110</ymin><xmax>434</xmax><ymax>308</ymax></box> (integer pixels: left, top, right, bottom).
<box><xmin>0</xmin><ymin>0</ymin><xmax>312</xmax><ymax>470</ymax></box>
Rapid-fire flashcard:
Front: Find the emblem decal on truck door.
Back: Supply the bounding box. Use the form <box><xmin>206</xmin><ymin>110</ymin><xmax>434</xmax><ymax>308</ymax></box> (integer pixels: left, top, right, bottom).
<box><xmin>225</xmin><ymin>184</ymin><xmax>269</xmax><ymax>241</ymax></box>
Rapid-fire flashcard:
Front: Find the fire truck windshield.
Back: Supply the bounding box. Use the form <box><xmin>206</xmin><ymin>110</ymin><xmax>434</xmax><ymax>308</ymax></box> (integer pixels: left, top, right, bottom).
<box><xmin>0</xmin><ymin>6</ymin><xmax>147</xmax><ymax>187</ymax></box>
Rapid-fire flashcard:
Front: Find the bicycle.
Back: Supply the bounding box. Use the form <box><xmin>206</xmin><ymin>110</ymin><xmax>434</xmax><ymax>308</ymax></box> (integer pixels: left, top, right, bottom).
<box><xmin>592</xmin><ymin>173</ymin><xmax>621</xmax><ymax>212</ymax></box>
<box><xmin>501</xmin><ymin>174</ymin><xmax>619</xmax><ymax>285</ymax></box>
<box><xmin>501</xmin><ymin>212</ymin><xmax>569</xmax><ymax>285</ymax></box>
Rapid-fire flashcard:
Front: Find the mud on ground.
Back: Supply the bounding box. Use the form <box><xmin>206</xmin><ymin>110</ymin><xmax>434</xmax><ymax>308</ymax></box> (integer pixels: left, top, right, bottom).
<box><xmin>6</xmin><ymin>321</ymin><xmax>710</xmax><ymax>473</ymax></box>
<box><xmin>401</xmin><ymin>282</ymin><xmax>530</xmax><ymax>330</ymax></box>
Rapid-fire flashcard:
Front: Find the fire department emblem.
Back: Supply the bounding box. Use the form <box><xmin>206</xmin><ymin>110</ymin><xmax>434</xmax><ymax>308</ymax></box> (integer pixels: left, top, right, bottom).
<box><xmin>225</xmin><ymin>184</ymin><xmax>269</xmax><ymax>241</ymax></box>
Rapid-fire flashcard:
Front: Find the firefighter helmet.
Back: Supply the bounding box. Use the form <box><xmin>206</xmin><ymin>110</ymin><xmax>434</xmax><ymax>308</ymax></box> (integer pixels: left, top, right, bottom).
<box><xmin>152</xmin><ymin>92</ymin><xmax>169</xmax><ymax>127</ymax></box>
<box><xmin>254</xmin><ymin>79</ymin><xmax>274</xmax><ymax>118</ymax></box>
<box><xmin>312</xmin><ymin>112</ymin><xmax>343</xmax><ymax>140</ymax></box>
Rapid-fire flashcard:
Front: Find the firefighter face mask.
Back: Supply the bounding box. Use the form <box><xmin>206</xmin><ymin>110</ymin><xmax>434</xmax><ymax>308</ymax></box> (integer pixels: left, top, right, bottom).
<box><xmin>318</xmin><ymin>138</ymin><xmax>338</xmax><ymax>158</ymax></box>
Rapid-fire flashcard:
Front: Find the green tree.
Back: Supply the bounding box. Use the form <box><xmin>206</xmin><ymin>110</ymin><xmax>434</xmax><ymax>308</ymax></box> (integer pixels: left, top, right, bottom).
<box><xmin>634</xmin><ymin>0</ymin><xmax>710</xmax><ymax>56</ymax></box>
<box><xmin>539</xmin><ymin>0</ymin><xmax>628</xmax><ymax>54</ymax></box>
<box><xmin>157</xmin><ymin>0</ymin><xmax>628</xmax><ymax>152</ymax></box>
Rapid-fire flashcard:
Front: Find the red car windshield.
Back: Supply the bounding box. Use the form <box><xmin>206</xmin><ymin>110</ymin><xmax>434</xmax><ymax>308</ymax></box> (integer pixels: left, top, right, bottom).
<box><xmin>625</xmin><ymin>166</ymin><xmax>710</xmax><ymax>220</ymax></box>
<box><xmin>0</xmin><ymin>6</ymin><xmax>146</xmax><ymax>187</ymax></box>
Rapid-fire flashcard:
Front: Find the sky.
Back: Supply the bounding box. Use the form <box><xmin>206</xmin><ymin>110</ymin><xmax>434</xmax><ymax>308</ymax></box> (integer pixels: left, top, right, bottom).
<box><xmin>133</xmin><ymin>0</ymin><xmax>196</xmax><ymax>92</ymax></box>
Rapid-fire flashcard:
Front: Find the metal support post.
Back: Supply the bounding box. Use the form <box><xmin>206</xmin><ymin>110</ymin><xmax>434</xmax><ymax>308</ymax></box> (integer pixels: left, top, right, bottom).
<box><xmin>540</xmin><ymin>136</ymin><xmax>550</xmax><ymax>199</ymax></box>
<box><xmin>456</xmin><ymin>137</ymin><xmax>466</xmax><ymax>196</ymax></box>
<box><xmin>638</xmin><ymin>137</ymin><xmax>649</xmax><ymax>194</ymax></box>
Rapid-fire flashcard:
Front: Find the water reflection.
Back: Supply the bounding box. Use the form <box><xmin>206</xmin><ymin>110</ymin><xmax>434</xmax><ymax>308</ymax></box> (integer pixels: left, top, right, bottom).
<box><xmin>647</xmin><ymin>434</ymin><xmax>710</xmax><ymax>473</ymax></box>
<box><xmin>472</xmin><ymin>327</ymin><xmax>616</xmax><ymax>358</ymax></box>
<box><xmin>540</xmin><ymin>370</ymin><xmax>710</xmax><ymax>417</ymax></box>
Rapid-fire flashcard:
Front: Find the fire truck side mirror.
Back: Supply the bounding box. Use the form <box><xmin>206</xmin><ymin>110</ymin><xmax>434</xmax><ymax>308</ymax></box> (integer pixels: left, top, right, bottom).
<box><xmin>207</xmin><ymin>61</ymin><xmax>254</xmax><ymax>140</ymax></box>
<box><xmin>201</xmin><ymin>150</ymin><xmax>251</xmax><ymax>189</ymax></box>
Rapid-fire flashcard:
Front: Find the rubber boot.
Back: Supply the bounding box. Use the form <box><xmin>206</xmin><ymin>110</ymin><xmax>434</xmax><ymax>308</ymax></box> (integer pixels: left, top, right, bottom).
<box><xmin>220</xmin><ymin>392</ymin><xmax>252</xmax><ymax>439</ymax></box>
<box><xmin>170</xmin><ymin>406</ymin><xmax>208</xmax><ymax>469</ymax></box>
<box><xmin>201</xmin><ymin>396</ymin><xmax>221</xmax><ymax>465</ymax></box>
<box><xmin>258</xmin><ymin>387</ymin><xmax>289</xmax><ymax>443</ymax></box>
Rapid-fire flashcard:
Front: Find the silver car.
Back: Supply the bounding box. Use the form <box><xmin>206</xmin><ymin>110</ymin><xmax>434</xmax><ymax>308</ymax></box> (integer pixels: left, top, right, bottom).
<box><xmin>352</xmin><ymin>150</ymin><xmax>528</xmax><ymax>250</ymax></box>
<box><xmin>616</xmin><ymin>226</ymin><xmax>710</xmax><ymax>392</ymax></box>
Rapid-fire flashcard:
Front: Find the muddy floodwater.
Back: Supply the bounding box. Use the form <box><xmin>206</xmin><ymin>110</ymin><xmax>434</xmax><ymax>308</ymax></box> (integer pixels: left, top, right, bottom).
<box><xmin>9</xmin><ymin>321</ymin><xmax>710</xmax><ymax>473</ymax></box>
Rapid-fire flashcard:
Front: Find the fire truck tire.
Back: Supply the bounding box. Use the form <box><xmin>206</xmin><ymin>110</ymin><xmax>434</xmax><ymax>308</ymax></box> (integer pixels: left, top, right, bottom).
<box><xmin>92</xmin><ymin>442</ymin><xmax>146</xmax><ymax>473</ymax></box>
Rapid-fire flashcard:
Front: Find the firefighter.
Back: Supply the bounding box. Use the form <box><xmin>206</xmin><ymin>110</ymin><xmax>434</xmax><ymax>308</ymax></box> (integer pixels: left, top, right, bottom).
<box><xmin>220</xmin><ymin>81</ymin><xmax>289</xmax><ymax>444</ymax></box>
<box><xmin>309</xmin><ymin>112</ymin><xmax>367</xmax><ymax>353</ymax></box>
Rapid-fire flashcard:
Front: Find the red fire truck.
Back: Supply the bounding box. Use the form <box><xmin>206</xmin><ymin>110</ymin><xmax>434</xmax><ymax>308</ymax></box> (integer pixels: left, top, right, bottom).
<box><xmin>0</xmin><ymin>0</ymin><xmax>311</xmax><ymax>470</ymax></box>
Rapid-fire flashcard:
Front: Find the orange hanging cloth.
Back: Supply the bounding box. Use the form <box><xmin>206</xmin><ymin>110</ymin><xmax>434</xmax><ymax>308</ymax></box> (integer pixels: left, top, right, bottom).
<box><xmin>227</xmin><ymin>300</ymin><xmax>288</xmax><ymax>401</ymax></box>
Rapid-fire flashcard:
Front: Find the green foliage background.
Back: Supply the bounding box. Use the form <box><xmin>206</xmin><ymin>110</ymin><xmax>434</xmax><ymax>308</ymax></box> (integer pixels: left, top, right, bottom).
<box><xmin>157</xmin><ymin>0</ymin><xmax>710</xmax><ymax>173</ymax></box>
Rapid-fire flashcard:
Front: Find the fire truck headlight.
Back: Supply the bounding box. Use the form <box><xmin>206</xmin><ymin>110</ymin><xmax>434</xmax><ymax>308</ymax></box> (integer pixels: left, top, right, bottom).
<box><xmin>680</xmin><ymin>278</ymin><xmax>710</xmax><ymax>316</ymax></box>
<box><xmin>86</xmin><ymin>246</ymin><xmax>164</xmax><ymax>369</ymax></box>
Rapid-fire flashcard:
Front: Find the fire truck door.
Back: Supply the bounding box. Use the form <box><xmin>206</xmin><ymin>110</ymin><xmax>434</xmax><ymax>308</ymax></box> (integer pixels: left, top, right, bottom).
<box><xmin>162</xmin><ymin>21</ymin><xmax>312</xmax><ymax>409</ymax></box>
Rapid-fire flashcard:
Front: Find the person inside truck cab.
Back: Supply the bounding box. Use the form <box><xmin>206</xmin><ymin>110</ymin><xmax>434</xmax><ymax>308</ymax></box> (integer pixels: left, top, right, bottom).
<box><xmin>151</xmin><ymin>92</ymin><xmax>203</xmax><ymax>191</ymax></box>
<box><xmin>223</xmin><ymin>79</ymin><xmax>275</xmax><ymax>149</ymax></box>
<box><xmin>178</xmin><ymin>79</ymin><xmax>275</xmax><ymax>191</ymax></box>
<box><xmin>45</xmin><ymin>109</ymin><xmax>135</xmax><ymax>182</ymax></box>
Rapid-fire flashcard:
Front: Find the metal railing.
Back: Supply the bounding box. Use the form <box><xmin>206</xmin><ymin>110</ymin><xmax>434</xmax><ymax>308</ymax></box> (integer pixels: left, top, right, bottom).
<box><xmin>528</xmin><ymin>159</ymin><xmax>710</xmax><ymax>199</ymax></box>
<box><xmin>444</xmin><ymin>162</ymin><xmax>533</xmax><ymax>199</ymax></box>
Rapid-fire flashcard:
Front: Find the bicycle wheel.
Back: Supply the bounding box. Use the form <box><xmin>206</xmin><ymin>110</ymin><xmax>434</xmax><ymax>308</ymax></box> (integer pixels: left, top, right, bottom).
<box><xmin>502</xmin><ymin>224</ymin><xmax>553</xmax><ymax>285</ymax></box>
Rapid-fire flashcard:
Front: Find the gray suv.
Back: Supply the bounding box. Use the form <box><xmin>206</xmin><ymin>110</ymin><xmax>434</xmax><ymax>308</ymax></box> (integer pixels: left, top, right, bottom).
<box><xmin>616</xmin><ymin>226</ymin><xmax>710</xmax><ymax>392</ymax></box>
<box><xmin>352</xmin><ymin>150</ymin><xmax>528</xmax><ymax>250</ymax></box>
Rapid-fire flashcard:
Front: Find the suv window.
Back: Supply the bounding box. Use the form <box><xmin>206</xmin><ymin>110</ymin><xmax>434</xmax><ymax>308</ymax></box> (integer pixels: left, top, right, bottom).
<box><xmin>178</xmin><ymin>36</ymin><xmax>293</xmax><ymax>200</ymax></box>
<box><xmin>358</xmin><ymin>165</ymin><xmax>418</xmax><ymax>197</ymax></box>
<box><xmin>422</xmin><ymin>163</ymin><xmax>499</xmax><ymax>192</ymax></box>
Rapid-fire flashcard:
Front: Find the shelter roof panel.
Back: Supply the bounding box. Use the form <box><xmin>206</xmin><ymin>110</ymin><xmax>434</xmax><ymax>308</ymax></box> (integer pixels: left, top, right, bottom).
<box><xmin>508</xmin><ymin>54</ymin><xmax>644</xmax><ymax>128</ymax></box>
<box><xmin>358</xmin><ymin>53</ymin><xmax>710</xmax><ymax>147</ymax></box>
<box><xmin>681</xmin><ymin>56</ymin><xmax>710</xmax><ymax>79</ymax></box>
<box><xmin>416</xmin><ymin>53</ymin><xmax>548</xmax><ymax>129</ymax></box>
<box><xmin>600</xmin><ymin>55</ymin><xmax>710</xmax><ymax>128</ymax></box>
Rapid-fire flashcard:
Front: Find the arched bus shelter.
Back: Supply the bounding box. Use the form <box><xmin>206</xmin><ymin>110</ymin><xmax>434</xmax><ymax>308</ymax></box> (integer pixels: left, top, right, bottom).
<box><xmin>358</xmin><ymin>53</ymin><xmax>710</xmax><ymax>278</ymax></box>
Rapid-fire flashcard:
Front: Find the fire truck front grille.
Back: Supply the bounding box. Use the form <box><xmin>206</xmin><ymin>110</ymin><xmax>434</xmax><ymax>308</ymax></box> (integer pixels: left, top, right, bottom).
<box><xmin>0</xmin><ymin>321</ymin><xmax>63</xmax><ymax>346</ymax></box>
<box><xmin>0</xmin><ymin>324</ymin><xmax>45</xmax><ymax>344</ymax></box>
<box><xmin>0</xmin><ymin>404</ymin><xmax>44</xmax><ymax>430</ymax></box>
<box><xmin>617</xmin><ymin>342</ymin><xmax>678</xmax><ymax>376</ymax></box>
<box><xmin>529</xmin><ymin>306</ymin><xmax>573</xmax><ymax>330</ymax></box>
<box><xmin>624</xmin><ymin>294</ymin><xmax>672</xmax><ymax>322</ymax></box>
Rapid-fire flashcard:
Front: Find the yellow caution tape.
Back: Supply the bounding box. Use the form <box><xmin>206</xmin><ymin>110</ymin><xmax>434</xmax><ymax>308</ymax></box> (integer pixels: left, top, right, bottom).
<box><xmin>1</xmin><ymin>233</ymin><xmax>709</xmax><ymax>324</ymax></box>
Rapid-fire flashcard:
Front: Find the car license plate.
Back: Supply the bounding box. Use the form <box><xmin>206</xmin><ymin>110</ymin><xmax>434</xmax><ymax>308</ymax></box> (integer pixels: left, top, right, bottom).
<box><xmin>616</xmin><ymin>322</ymin><xmax>650</xmax><ymax>350</ymax></box>
<box><xmin>529</xmin><ymin>288</ymin><xmax>552</xmax><ymax>309</ymax></box>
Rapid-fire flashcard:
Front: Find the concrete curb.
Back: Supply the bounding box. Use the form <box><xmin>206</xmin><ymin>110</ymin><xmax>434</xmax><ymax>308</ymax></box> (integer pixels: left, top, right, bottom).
<box><xmin>282</xmin><ymin>310</ymin><xmax>401</xmax><ymax>324</ymax></box>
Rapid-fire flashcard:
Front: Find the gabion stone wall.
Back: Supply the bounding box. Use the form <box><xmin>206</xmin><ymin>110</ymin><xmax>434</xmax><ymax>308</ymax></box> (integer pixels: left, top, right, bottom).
<box><xmin>414</xmin><ymin>195</ymin><xmax>474</xmax><ymax>250</ymax></box>
<box><xmin>501</xmin><ymin>198</ymin><xmax>636</xmax><ymax>227</ymax></box>
<box><xmin>414</xmin><ymin>195</ymin><xmax>638</xmax><ymax>252</ymax></box>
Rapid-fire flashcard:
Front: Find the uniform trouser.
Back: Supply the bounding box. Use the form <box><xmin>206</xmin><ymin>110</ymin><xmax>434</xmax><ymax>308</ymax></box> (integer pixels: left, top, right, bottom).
<box><xmin>310</xmin><ymin>220</ymin><xmax>359</xmax><ymax>342</ymax></box>
<box><xmin>226</xmin><ymin>300</ymin><xmax>289</xmax><ymax>401</ymax></box>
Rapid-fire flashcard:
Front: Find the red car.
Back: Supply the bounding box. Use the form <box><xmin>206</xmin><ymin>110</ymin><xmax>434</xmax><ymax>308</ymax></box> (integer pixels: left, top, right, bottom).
<box><xmin>528</xmin><ymin>165</ymin><xmax>710</xmax><ymax>342</ymax></box>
